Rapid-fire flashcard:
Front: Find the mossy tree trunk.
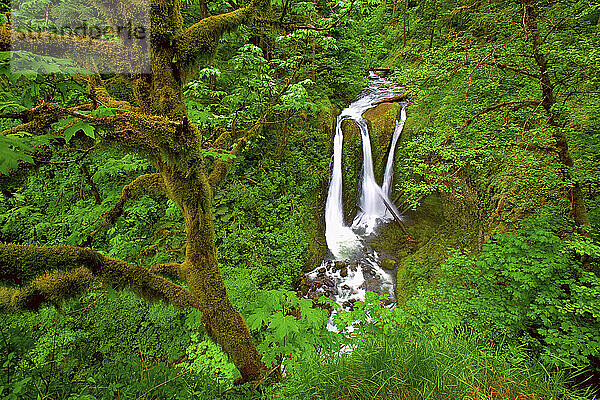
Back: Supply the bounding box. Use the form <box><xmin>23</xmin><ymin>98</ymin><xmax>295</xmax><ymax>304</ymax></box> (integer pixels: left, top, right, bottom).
<box><xmin>0</xmin><ymin>0</ymin><xmax>270</xmax><ymax>383</ymax></box>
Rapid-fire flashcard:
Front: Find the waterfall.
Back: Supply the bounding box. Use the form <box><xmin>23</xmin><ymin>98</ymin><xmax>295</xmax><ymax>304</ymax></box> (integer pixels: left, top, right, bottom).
<box><xmin>306</xmin><ymin>72</ymin><xmax>407</xmax><ymax>329</ymax></box>
<box><xmin>382</xmin><ymin>108</ymin><xmax>407</xmax><ymax>197</ymax></box>
<box><xmin>324</xmin><ymin>118</ymin><xmax>361</xmax><ymax>260</ymax></box>
<box><xmin>324</xmin><ymin>72</ymin><xmax>406</xmax><ymax>258</ymax></box>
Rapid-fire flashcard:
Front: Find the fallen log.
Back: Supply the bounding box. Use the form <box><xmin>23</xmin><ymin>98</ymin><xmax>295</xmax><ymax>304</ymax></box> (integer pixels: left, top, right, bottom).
<box><xmin>373</xmin><ymin>94</ymin><xmax>408</xmax><ymax>105</ymax></box>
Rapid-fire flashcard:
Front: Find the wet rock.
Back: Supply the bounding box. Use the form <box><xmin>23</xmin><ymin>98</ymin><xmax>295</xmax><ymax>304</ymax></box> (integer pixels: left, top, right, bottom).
<box><xmin>340</xmin><ymin>267</ymin><xmax>348</xmax><ymax>277</ymax></box>
<box><xmin>361</xmin><ymin>279</ymin><xmax>384</xmax><ymax>293</ymax></box>
<box><xmin>324</xmin><ymin>278</ymin><xmax>335</xmax><ymax>287</ymax></box>
<box><xmin>381</xmin><ymin>258</ymin><xmax>397</xmax><ymax>270</ymax></box>
<box><xmin>317</xmin><ymin>267</ymin><xmax>326</xmax><ymax>277</ymax></box>
<box><xmin>373</xmin><ymin>94</ymin><xmax>407</xmax><ymax>105</ymax></box>
<box><xmin>306</xmin><ymin>290</ymin><xmax>319</xmax><ymax>300</ymax></box>
<box><xmin>349</xmin><ymin>263</ymin><xmax>358</xmax><ymax>272</ymax></box>
<box><xmin>343</xmin><ymin>300</ymin><xmax>356</xmax><ymax>310</ymax></box>
<box><xmin>299</xmin><ymin>285</ymin><xmax>309</xmax><ymax>296</ymax></box>
<box><xmin>334</xmin><ymin>261</ymin><xmax>345</xmax><ymax>271</ymax></box>
<box><xmin>362</xmin><ymin>265</ymin><xmax>375</xmax><ymax>277</ymax></box>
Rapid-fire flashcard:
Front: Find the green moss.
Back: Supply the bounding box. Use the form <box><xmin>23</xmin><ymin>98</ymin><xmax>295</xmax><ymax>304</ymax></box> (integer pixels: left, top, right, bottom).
<box><xmin>364</xmin><ymin>102</ymin><xmax>402</xmax><ymax>180</ymax></box>
<box><xmin>0</xmin><ymin>243</ymin><xmax>195</xmax><ymax>311</ymax></box>
<box><xmin>132</xmin><ymin>77</ymin><xmax>153</xmax><ymax>113</ymax></box>
<box><xmin>315</xmin><ymin>95</ymin><xmax>337</xmax><ymax>136</ymax></box>
<box><xmin>149</xmin><ymin>0</ymin><xmax>183</xmax><ymax>40</ymax></box>
<box><xmin>370</xmin><ymin>192</ymin><xmax>483</xmax><ymax>303</ymax></box>
<box><xmin>175</xmin><ymin>7</ymin><xmax>251</xmax><ymax>67</ymax></box>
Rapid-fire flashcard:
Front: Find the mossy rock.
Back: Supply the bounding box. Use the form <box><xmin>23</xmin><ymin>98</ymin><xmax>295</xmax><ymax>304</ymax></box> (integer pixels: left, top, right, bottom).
<box><xmin>380</xmin><ymin>258</ymin><xmax>397</xmax><ymax>270</ymax></box>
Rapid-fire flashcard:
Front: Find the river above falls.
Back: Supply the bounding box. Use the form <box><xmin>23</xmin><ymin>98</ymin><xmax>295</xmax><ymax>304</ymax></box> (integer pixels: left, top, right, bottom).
<box><xmin>303</xmin><ymin>72</ymin><xmax>407</xmax><ymax>325</ymax></box>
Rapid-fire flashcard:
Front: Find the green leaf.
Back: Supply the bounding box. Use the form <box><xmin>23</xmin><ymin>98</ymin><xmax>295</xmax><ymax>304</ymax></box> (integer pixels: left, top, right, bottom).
<box><xmin>0</xmin><ymin>101</ymin><xmax>26</xmax><ymax>113</ymax></box>
<box><xmin>64</xmin><ymin>121</ymin><xmax>95</xmax><ymax>143</ymax></box>
<box><xmin>268</xmin><ymin>313</ymin><xmax>299</xmax><ymax>343</ymax></box>
<box><xmin>246</xmin><ymin>307</ymin><xmax>271</xmax><ymax>331</ymax></box>
<box><xmin>0</xmin><ymin>135</ymin><xmax>34</xmax><ymax>174</ymax></box>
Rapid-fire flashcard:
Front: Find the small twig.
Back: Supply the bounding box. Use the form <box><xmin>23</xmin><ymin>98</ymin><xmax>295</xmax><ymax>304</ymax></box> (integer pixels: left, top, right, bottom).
<box><xmin>49</xmin><ymin>145</ymin><xmax>97</xmax><ymax>165</ymax></box>
<box><xmin>292</xmin><ymin>0</ymin><xmax>354</xmax><ymax>31</ymax></box>
<box><xmin>136</xmin><ymin>369</ymin><xmax>189</xmax><ymax>400</ymax></box>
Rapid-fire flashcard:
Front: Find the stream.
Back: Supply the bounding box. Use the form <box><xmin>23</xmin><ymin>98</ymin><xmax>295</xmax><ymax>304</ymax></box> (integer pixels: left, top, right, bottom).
<box><xmin>304</xmin><ymin>72</ymin><xmax>407</xmax><ymax>329</ymax></box>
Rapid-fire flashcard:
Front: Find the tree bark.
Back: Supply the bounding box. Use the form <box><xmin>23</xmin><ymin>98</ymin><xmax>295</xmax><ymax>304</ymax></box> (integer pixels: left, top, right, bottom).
<box><xmin>145</xmin><ymin>0</ymin><xmax>267</xmax><ymax>381</ymax></box>
<box><xmin>158</xmin><ymin>159</ymin><xmax>266</xmax><ymax>382</ymax></box>
<box><xmin>0</xmin><ymin>0</ymin><xmax>269</xmax><ymax>384</ymax></box>
<box><xmin>523</xmin><ymin>0</ymin><xmax>590</xmax><ymax>232</ymax></box>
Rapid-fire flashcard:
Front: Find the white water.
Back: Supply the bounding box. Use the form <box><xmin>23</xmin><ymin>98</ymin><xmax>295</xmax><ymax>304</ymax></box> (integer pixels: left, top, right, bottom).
<box><xmin>382</xmin><ymin>109</ymin><xmax>407</xmax><ymax>197</ymax></box>
<box><xmin>307</xmin><ymin>72</ymin><xmax>407</xmax><ymax>329</ymax></box>
<box><xmin>324</xmin><ymin>72</ymin><xmax>406</xmax><ymax>258</ymax></box>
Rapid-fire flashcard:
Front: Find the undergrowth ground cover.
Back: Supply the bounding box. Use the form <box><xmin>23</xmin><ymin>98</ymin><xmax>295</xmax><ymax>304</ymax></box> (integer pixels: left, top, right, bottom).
<box><xmin>1</xmin><ymin>0</ymin><xmax>599</xmax><ymax>398</ymax></box>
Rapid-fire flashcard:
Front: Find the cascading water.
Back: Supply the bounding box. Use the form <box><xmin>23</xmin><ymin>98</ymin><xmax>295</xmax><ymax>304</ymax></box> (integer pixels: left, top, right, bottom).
<box><xmin>305</xmin><ymin>72</ymin><xmax>407</xmax><ymax>328</ymax></box>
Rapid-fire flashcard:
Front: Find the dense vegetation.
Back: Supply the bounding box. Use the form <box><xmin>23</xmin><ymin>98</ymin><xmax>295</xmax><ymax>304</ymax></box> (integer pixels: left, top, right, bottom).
<box><xmin>0</xmin><ymin>0</ymin><xmax>599</xmax><ymax>398</ymax></box>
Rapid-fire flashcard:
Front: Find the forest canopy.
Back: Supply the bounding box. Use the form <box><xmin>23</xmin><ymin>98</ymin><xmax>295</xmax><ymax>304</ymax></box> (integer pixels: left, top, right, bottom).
<box><xmin>0</xmin><ymin>0</ymin><xmax>599</xmax><ymax>399</ymax></box>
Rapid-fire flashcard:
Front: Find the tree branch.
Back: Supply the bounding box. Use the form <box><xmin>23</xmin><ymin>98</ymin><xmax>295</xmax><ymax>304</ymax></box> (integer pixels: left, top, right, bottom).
<box><xmin>89</xmin><ymin>173</ymin><xmax>166</xmax><ymax>238</ymax></box>
<box><xmin>175</xmin><ymin>4</ymin><xmax>253</xmax><ymax>65</ymax></box>
<box><xmin>0</xmin><ymin>243</ymin><xmax>195</xmax><ymax>311</ymax></box>
<box><xmin>86</xmin><ymin>77</ymin><xmax>135</xmax><ymax>110</ymax></box>
<box><xmin>0</xmin><ymin>103</ymin><xmax>95</xmax><ymax>136</ymax></box>
<box><xmin>457</xmin><ymin>100</ymin><xmax>540</xmax><ymax>131</ymax></box>
<box><xmin>149</xmin><ymin>262</ymin><xmax>185</xmax><ymax>281</ymax></box>
<box><xmin>484</xmin><ymin>61</ymin><xmax>540</xmax><ymax>80</ymax></box>
<box><xmin>96</xmin><ymin>111</ymin><xmax>191</xmax><ymax>152</ymax></box>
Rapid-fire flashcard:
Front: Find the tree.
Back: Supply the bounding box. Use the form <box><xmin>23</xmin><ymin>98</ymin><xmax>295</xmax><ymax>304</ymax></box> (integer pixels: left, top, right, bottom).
<box><xmin>0</xmin><ymin>0</ymin><xmax>276</xmax><ymax>383</ymax></box>
<box><xmin>391</xmin><ymin>0</ymin><xmax>597</xmax><ymax>240</ymax></box>
<box><xmin>521</xmin><ymin>0</ymin><xmax>590</xmax><ymax>232</ymax></box>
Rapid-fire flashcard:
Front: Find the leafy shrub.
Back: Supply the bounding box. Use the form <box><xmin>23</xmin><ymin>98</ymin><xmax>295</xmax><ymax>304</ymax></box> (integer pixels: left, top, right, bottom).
<box><xmin>439</xmin><ymin>222</ymin><xmax>600</xmax><ymax>373</ymax></box>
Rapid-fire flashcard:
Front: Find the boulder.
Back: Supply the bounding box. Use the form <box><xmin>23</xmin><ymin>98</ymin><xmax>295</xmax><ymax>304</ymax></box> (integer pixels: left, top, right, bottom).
<box><xmin>381</xmin><ymin>258</ymin><xmax>397</xmax><ymax>270</ymax></box>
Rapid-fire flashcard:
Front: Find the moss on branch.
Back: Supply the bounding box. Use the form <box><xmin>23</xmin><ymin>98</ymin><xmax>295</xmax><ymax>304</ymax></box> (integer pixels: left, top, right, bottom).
<box><xmin>0</xmin><ymin>267</ymin><xmax>94</xmax><ymax>311</ymax></box>
<box><xmin>100</xmin><ymin>111</ymin><xmax>200</xmax><ymax>155</ymax></box>
<box><xmin>174</xmin><ymin>0</ymin><xmax>270</xmax><ymax>67</ymax></box>
<box><xmin>0</xmin><ymin>103</ymin><xmax>64</xmax><ymax>136</ymax></box>
<box><xmin>91</xmin><ymin>173</ymin><xmax>166</xmax><ymax>238</ymax></box>
<box><xmin>149</xmin><ymin>262</ymin><xmax>185</xmax><ymax>280</ymax></box>
<box><xmin>175</xmin><ymin>6</ymin><xmax>251</xmax><ymax>65</ymax></box>
<box><xmin>88</xmin><ymin>81</ymin><xmax>134</xmax><ymax>110</ymax></box>
<box><xmin>0</xmin><ymin>243</ymin><xmax>195</xmax><ymax>311</ymax></box>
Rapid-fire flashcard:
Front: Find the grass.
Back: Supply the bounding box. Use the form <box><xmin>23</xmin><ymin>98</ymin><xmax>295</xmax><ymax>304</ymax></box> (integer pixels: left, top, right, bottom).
<box><xmin>251</xmin><ymin>327</ymin><xmax>597</xmax><ymax>400</ymax></box>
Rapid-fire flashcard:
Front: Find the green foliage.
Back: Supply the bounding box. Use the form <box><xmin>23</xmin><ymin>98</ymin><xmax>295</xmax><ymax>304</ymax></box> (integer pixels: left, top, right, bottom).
<box><xmin>440</xmin><ymin>222</ymin><xmax>600</xmax><ymax>371</ymax></box>
<box><xmin>271</xmin><ymin>292</ymin><xmax>592</xmax><ymax>400</ymax></box>
<box><xmin>0</xmin><ymin>289</ymin><xmax>223</xmax><ymax>399</ymax></box>
<box><xmin>184</xmin><ymin>45</ymin><xmax>318</xmax><ymax>133</ymax></box>
<box><xmin>0</xmin><ymin>134</ymin><xmax>33</xmax><ymax>174</ymax></box>
<box><xmin>2</xmin><ymin>51</ymin><xmax>90</xmax><ymax>77</ymax></box>
<box><xmin>178</xmin><ymin>333</ymin><xmax>238</xmax><ymax>383</ymax></box>
<box><xmin>2</xmin><ymin>0</ymin><xmax>599</xmax><ymax>397</ymax></box>
<box><xmin>245</xmin><ymin>289</ymin><xmax>330</xmax><ymax>368</ymax></box>
<box><xmin>201</xmin><ymin>147</ymin><xmax>236</xmax><ymax>161</ymax></box>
